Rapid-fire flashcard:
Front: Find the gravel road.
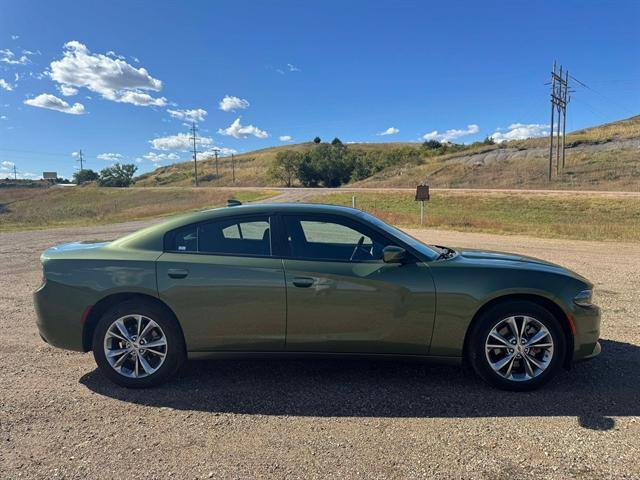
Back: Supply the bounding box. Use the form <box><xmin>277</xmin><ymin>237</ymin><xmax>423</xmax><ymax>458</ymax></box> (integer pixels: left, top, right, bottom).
<box><xmin>1</xmin><ymin>219</ymin><xmax>639</xmax><ymax>479</ymax></box>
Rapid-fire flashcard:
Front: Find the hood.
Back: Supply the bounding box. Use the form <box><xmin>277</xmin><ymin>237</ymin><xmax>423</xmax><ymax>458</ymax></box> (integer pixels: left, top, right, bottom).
<box><xmin>458</xmin><ymin>248</ymin><xmax>560</xmax><ymax>267</ymax></box>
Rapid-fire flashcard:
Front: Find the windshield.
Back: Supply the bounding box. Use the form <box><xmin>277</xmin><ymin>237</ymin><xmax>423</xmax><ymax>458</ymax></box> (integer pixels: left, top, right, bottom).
<box><xmin>358</xmin><ymin>211</ymin><xmax>439</xmax><ymax>261</ymax></box>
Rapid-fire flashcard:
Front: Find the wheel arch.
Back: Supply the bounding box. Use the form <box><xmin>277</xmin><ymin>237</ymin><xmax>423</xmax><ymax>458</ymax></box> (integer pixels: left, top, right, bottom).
<box><xmin>82</xmin><ymin>292</ymin><xmax>185</xmax><ymax>352</ymax></box>
<box><xmin>462</xmin><ymin>293</ymin><xmax>574</xmax><ymax>369</ymax></box>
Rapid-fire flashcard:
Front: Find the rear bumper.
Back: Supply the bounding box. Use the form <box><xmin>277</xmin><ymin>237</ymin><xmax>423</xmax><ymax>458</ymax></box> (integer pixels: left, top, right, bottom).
<box><xmin>34</xmin><ymin>280</ymin><xmax>89</xmax><ymax>352</ymax></box>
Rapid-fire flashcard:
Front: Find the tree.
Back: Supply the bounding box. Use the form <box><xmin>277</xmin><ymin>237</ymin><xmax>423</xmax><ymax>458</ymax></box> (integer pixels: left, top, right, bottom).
<box><xmin>331</xmin><ymin>137</ymin><xmax>343</xmax><ymax>146</ymax></box>
<box><xmin>98</xmin><ymin>163</ymin><xmax>138</xmax><ymax>187</ymax></box>
<box><xmin>268</xmin><ymin>150</ymin><xmax>301</xmax><ymax>187</ymax></box>
<box><xmin>313</xmin><ymin>136</ymin><xmax>321</xmax><ymax>144</ymax></box>
<box><xmin>422</xmin><ymin>139</ymin><xmax>443</xmax><ymax>150</ymax></box>
<box><xmin>72</xmin><ymin>169</ymin><xmax>99</xmax><ymax>184</ymax></box>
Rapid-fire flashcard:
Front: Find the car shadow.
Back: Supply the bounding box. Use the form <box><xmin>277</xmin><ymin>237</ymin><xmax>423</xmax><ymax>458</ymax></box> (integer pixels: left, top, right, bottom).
<box><xmin>80</xmin><ymin>339</ymin><xmax>638</xmax><ymax>430</ymax></box>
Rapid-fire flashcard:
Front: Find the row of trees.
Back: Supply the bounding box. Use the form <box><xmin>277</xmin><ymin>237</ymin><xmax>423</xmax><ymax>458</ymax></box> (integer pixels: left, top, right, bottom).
<box><xmin>72</xmin><ymin>163</ymin><xmax>138</xmax><ymax>187</ymax></box>
<box><xmin>268</xmin><ymin>137</ymin><xmax>494</xmax><ymax>187</ymax></box>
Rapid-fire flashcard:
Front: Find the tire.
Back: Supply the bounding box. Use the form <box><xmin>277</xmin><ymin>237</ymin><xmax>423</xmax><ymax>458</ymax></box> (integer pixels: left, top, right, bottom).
<box><xmin>468</xmin><ymin>300</ymin><xmax>565</xmax><ymax>391</ymax></box>
<box><xmin>92</xmin><ymin>299</ymin><xmax>186</xmax><ymax>388</ymax></box>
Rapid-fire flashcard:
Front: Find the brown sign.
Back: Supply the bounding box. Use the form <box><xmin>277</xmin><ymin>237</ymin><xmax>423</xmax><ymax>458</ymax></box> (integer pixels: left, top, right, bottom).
<box><xmin>415</xmin><ymin>184</ymin><xmax>430</xmax><ymax>201</ymax></box>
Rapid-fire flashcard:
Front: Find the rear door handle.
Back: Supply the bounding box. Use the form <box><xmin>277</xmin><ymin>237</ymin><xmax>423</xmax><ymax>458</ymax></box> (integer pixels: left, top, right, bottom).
<box><xmin>167</xmin><ymin>268</ymin><xmax>189</xmax><ymax>279</ymax></box>
<box><xmin>292</xmin><ymin>277</ymin><xmax>314</xmax><ymax>288</ymax></box>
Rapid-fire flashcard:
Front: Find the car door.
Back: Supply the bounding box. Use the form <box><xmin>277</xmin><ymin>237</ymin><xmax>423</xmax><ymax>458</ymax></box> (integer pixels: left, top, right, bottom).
<box><xmin>279</xmin><ymin>214</ymin><xmax>436</xmax><ymax>354</ymax></box>
<box><xmin>156</xmin><ymin>214</ymin><xmax>286</xmax><ymax>352</ymax></box>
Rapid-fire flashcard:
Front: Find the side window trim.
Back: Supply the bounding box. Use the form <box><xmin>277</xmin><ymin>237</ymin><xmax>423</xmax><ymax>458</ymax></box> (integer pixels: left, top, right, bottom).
<box><xmin>163</xmin><ymin>214</ymin><xmax>274</xmax><ymax>258</ymax></box>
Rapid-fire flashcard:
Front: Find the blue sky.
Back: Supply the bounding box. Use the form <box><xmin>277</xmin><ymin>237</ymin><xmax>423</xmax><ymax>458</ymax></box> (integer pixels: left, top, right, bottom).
<box><xmin>1</xmin><ymin>0</ymin><xmax>639</xmax><ymax>179</ymax></box>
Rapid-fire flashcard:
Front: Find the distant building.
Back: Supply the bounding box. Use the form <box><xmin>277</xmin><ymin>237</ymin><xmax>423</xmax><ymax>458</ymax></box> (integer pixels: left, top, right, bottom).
<box><xmin>43</xmin><ymin>172</ymin><xmax>58</xmax><ymax>180</ymax></box>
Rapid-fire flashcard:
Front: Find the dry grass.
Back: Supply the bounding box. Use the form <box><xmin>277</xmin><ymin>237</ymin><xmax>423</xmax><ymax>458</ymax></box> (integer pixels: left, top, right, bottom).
<box><xmin>310</xmin><ymin>191</ymin><xmax>640</xmax><ymax>243</ymax></box>
<box><xmin>0</xmin><ymin>187</ymin><xmax>277</xmax><ymax>231</ymax></box>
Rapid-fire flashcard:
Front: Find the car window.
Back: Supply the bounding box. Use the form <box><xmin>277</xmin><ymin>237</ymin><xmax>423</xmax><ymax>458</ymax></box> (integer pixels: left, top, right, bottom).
<box><xmin>283</xmin><ymin>215</ymin><xmax>393</xmax><ymax>262</ymax></box>
<box><xmin>166</xmin><ymin>216</ymin><xmax>271</xmax><ymax>256</ymax></box>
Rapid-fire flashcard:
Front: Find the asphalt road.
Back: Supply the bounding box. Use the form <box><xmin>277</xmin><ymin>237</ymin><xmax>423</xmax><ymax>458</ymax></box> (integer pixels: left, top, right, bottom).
<box><xmin>1</xmin><ymin>220</ymin><xmax>639</xmax><ymax>479</ymax></box>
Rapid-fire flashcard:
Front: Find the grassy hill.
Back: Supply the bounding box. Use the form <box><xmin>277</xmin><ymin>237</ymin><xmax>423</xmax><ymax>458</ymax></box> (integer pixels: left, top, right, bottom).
<box><xmin>135</xmin><ymin>115</ymin><xmax>640</xmax><ymax>191</ymax></box>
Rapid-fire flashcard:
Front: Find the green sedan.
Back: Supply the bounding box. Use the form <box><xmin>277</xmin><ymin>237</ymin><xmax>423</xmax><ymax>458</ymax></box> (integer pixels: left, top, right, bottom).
<box><xmin>34</xmin><ymin>202</ymin><xmax>601</xmax><ymax>390</ymax></box>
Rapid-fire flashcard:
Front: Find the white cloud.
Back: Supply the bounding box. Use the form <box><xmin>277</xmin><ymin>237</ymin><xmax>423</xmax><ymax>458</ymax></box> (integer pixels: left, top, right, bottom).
<box><xmin>218</xmin><ymin>117</ymin><xmax>268</xmax><ymax>139</ymax></box>
<box><xmin>287</xmin><ymin>63</ymin><xmax>301</xmax><ymax>72</ymax></box>
<box><xmin>202</xmin><ymin>147</ymin><xmax>237</xmax><ymax>157</ymax></box>
<box><xmin>97</xmin><ymin>152</ymin><xmax>123</xmax><ymax>161</ymax></box>
<box><xmin>131</xmin><ymin>56</ymin><xmax>140</xmax><ymax>63</ymax></box>
<box><xmin>422</xmin><ymin>124</ymin><xmax>479</xmax><ymax>142</ymax></box>
<box><xmin>1</xmin><ymin>160</ymin><xmax>15</xmax><ymax>169</ymax></box>
<box><xmin>58</xmin><ymin>84</ymin><xmax>78</xmax><ymax>96</ymax></box>
<box><xmin>11</xmin><ymin>35</ymin><xmax>19</xmax><ymax>40</ymax></box>
<box><xmin>150</xmin><ymin>132</ymin><xmax>212</xmax><ymax>151</ymax></box>
<box><xmin>0</xmin><ymin>79</ymin><xmax>12</xmax><ymax>91</ymax></box>
<box><xmin>490</xmin><ymin>123</ymin><xmax>550</xmax><ymax>143</ymax></box>
<box><xmin>279</xmin><ymin>135</ymin><xmax>293</xmax><ymax>142</ymax></box>
<box><xmin>49</xmin><ymin>41</ymin><xmax>167</xmax><ymax>107</ymax></box>
<box><xmin>167</xmin><ymin>108</ymin><xmax>207</xmax><ymax>122</ymax></box>
<box><xmin>71</xmin><ymin>151</ymin><xmax>80</xmax><ymax>157</ymax></box>
<box><xmin>142</xmin><ymin>152</ymin><xmax>180</xmax><ymax>163</ymax></box>
<box><xmin>24</xmin><ymin>93</ymin><xmax>85</xmax><ymax>115</ymax></box>
<box><xmin>0</xmin><ymin>48</ymin><xmax>30</xmax><ymax>65</ymax></box>
<box><xmin>219</xmin><ymin>95</ymin><xmax>250</xmax><ymax>112</ymax></box>
<box><xmin>106</xmin><ymin>50</ymin><xmax>126</xmax><ymax>60</ymax></box>
<box><xmin>0</xmin><ymin>115</ymin><xmax>6</xmax><ymax>120</ymax></box>
<box><xmin>377</xmin><ymin>127</ymin><xmax>399</xmax><ymax>136</ymax></box>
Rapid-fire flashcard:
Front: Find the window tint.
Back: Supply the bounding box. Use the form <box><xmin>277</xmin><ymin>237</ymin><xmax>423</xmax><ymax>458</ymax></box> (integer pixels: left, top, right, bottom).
<box><xmin>166</xmin><ymin>216</ymin><xmax>271</xmax><ymax>256</ymax></box>
<box><xmin>283</xmin><ymin>215</ymin><xmax>394</xmax><ymax>262</ymax></box>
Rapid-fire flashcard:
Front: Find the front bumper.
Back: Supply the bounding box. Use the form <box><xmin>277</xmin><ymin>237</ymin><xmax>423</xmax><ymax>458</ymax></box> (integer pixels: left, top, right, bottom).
<box><xmin>571</xmin><ymin>304</ymin><xmax>601</xmax><ymax>362</ymax></box>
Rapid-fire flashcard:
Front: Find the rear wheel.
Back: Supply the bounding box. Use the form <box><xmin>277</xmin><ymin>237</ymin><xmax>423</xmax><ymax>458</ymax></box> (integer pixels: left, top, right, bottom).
<box><xmin>468</xmin><ymin>301</ymin><xmax>565</xmax><ymax>391</ymax></box>
<box><xmin>92</xmin><ymin>300</ymin><xmax>185</xmax><ymax>388</ymax></box>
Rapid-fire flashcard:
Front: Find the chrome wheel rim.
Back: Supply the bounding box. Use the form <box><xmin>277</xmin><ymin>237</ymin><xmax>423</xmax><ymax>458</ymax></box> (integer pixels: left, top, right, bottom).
<box><xmin>485</xmin><ymin>315</ymin><xmax>554</xmax><ymax>382</ymax></box>
<box><xmin>103</xmin><ymin>314</ymin><xmax>168</xmax><ymax>378</ymax></box>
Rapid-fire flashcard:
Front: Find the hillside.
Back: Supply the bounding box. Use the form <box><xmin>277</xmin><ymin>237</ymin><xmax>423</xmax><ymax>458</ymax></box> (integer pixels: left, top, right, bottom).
<box><xmin>135</xmin><ymin>115</ymin><xmax>640</xmax><ymax>191</ymax></box>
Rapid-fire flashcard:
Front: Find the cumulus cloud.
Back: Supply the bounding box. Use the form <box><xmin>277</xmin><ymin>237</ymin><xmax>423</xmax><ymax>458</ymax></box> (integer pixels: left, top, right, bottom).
<box><xmin>0</xmin><ymin>48</ymin><xmax>30</xmax><ymax>65</ymax></box>
<box><xmin>150</xmin><ymin>132</ymin><xmax>213</xmax><ymax>151</ymax></box>
<box><xmin>202</xmin><ymin>147</ymin><xmax>237</xmax><ymax>157</ymax></box>
<box><xmin>58</xmin><ymin>84</ymin><xmax>79</xmax><ymax>96</ymax></box>
<box><xmin>377</xmin><ymin>127</ymin><xmax>399</xmax><ymax>136</ymax></box>
<box><xmin>49</xmin><ymin>41</ymin><xmax>167</xmax><ymax>107</ymax></box>
<box><xmin>287</xmin><ymin>63</ymin><xmax>301</xmax><ymax>72</ymax></box>
<box><xmin>97</xmin><ymin>152</ymin><xmax>123</xmax><ymax>161</ymax></box>
<box><xmin>219</xmin><ymin>95</ymin><xmax>250</xmax><ymax>112</ymax></box>
<box><xmin>167</xmin><ymin>108</ymin><xmax>207</xmax><ymax>123</ymax></box>
<box><xmin>1</xmin><ymin>160</ymin><xmax>15</xmax><ymax>169</ymax></box>
<box><xmin>279</xmin><ymin>135</ymin><xmax>293</xmax><ymax>142</ymax></box>
<box><xmin>24</xmin><ymin>93</ymin><xmax>85</xmax><ymax>115</ymax></box>
<box><xmin>218</xmin><ymin>118</ymin><xmax>268</xmax><ymax>139</ymax></box>
<box><xmin>142</xmin><ymin>152</ymin><xmax>180</xmax><ymax>163</ymax></box>
<box><xmin>0</xmin><ymin>79</ymin><xmax>12</xmax><ymax>91</ymax></box>
<box><xmin>422</xmin><ymin>124</ymin><xmax>479</xmax><ymax>142</ymax></box>
<box><xmin>490</xmin><ymin>123</ymin><xmax>550</xmax><ymax>143</ymax></box>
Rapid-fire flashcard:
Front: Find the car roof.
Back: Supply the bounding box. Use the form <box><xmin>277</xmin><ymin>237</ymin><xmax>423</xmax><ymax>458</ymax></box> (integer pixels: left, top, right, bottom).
<box><xmin>113</xmin><ymin>202</ymin><xmax>366</xmax><ymax>251</ymax></box>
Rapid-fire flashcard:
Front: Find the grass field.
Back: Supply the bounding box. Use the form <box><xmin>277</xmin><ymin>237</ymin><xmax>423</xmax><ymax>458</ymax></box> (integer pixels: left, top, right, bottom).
<box><xmin>311</xmin><ymin>191</ymin><xmax>640</xmax><ymax>243</ymax></box>
<box><xmin>0</xmin><ymin>187</ymin><xmax>276</xmax><ymax>231</ymax></box>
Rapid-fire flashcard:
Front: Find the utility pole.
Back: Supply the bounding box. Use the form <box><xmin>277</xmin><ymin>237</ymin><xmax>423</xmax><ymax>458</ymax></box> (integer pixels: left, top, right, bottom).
<box><xmin>213</xmin><ymin>148</ymin><xmax>220</xmax><ymax>177</ymax></box>
<box><xmin>190</xmin><ymin>122</ymin><xmax>199</xmax><ymax>187</ymax></box>
<box><xmin>76</xmin><ymin>149</ymin><xmax>84</xmax><ymax>171</ymax></box>
<box><xmin>13</xmin><ymin>164</ymin><xmax>17</xmax><ymax>180</ymax></box>
<box><xmin>548</xmin><ymin>62</ymin><xmax>569</xmax><ymax>180</ymax></box>
<box><xmin>231</xmin><ymin>153</ymin><xmax>236</xmax><ymax>183</ymax></box>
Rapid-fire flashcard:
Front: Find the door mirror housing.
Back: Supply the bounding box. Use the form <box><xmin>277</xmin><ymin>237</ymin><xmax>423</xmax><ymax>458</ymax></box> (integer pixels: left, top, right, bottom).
<box><xmin>383</xmin><ymin>245</ymin><xmax>406</xmax><ymax>263</ymax></box>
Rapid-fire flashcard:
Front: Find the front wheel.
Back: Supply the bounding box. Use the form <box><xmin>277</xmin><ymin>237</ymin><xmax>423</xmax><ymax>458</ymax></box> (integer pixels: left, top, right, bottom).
<box><xmin>468</xmin><ymin>301</ymin><xmax>566</xmax><ymax>391</ymax></box>
<box><xmin>92</xmin><ymin>300</ymin><xmax>185</xmax><ymax>388</ymax></box>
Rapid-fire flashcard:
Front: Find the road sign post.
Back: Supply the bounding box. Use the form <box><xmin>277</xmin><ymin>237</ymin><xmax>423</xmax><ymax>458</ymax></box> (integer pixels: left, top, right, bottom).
<box><xmin>415</xmin><ymin>184</ymin><xmax>430</xmax><ymax>226</ymax></box>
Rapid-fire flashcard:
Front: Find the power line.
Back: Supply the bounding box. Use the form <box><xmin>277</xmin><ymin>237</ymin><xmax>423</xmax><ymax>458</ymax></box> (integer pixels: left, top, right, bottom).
<box><xmin>547</xmin><ymin>62</ymin><xmax>570</xmax><ymax>181</ymax></box>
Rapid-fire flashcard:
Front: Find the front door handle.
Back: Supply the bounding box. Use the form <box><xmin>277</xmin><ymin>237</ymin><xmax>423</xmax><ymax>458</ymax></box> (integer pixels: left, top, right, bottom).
<box><xmin>167</xmin><ymin>268</ymin><xmax>189</xmax><ymax>279</ymax></box>
<box><xmin>292</xmin><ymin>277</ymin><xmax>314</xmax><ymax>288</ymax></box>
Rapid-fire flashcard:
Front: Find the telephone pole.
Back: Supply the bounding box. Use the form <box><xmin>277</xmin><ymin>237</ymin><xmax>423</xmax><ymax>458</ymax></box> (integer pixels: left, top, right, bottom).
<box><xmin>231</xmin><ymin>153</ymin><xmax>235</xmax><ymax>183</ymax></box>
<box><xmin>190</xmin><ymin>122</ymin><xmax>199</xmax><ymax>187</ymax></box>
<box><xmin>13</xmin><ymin>164</ymin><xmax>17</xmax><ymax>180</ymax></box>
<box><xmin>548</xmin><ymin>62</ymin><xmax>569</xmax><ymax>181</ymax></box>
<box><xmin>76</xmin><ymin>149</ymin><xmax>84</xmax><ymax>171</ymax></box>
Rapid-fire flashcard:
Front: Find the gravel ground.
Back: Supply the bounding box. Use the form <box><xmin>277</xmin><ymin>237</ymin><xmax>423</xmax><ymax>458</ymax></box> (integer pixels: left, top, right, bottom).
<box><xmin>1</xmin><ymin>220</ymin><xmax>639</xmax><ymax>479</ymax></box>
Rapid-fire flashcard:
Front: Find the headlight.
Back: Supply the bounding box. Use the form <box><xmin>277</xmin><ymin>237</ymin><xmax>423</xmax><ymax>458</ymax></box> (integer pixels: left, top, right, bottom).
<box><xmin>574</xmin><ymin>289</ymin><xmax>593</xmax><ymax>307</ymax></box>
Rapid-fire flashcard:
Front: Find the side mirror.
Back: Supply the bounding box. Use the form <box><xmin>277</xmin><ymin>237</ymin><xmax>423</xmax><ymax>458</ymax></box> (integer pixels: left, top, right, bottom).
<box><xmin>383</xmin><ymin>245</ymin><xmax>406</xmax><ymax>263</ymax></box>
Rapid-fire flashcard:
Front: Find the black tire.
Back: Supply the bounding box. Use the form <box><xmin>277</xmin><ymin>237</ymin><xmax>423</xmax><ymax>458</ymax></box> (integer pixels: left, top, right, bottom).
<box><xmin>92</xmin><ymin>299</ymin><xmax>186</xmax><ymax>388</ymax></box>
<box><xmin>468</xmin><ymin>300</ymin><xmax>565</xmax><ymax>391</ymax></box>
